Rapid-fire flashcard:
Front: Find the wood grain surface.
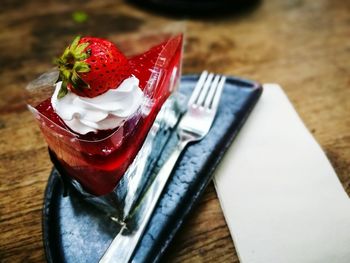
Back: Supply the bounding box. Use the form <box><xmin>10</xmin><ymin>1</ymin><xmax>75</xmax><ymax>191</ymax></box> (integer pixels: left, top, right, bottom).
<box><xmin>1</xmin><ymin>0</ymin><xmax>349</xmax><ymax>262</ymax></box>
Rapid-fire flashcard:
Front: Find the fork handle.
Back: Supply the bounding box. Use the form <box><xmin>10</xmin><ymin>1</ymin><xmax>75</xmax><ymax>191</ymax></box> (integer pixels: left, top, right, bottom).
<box><xmin>99</xmin><ymin>140</ymin><xmax>189</xmax><ymax>263</ymax></box>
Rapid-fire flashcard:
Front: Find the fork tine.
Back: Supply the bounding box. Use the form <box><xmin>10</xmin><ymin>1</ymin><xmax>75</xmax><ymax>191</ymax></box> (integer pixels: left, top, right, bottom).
<box><xmin>196</xmin><ymin>73</ymin><xmax>214</xmax><ymax>106</ymax></box>
<box><xmin>204</xmin><ymin>74</ymin><xmax>220</xmax><ymax>108</ymax></box>
<box><xmin>188</xmin><ymin>71</ymin><xmax>208</xmax><ymax>106</ymax></box>
<box><xmin>210</xmin><ymin>76</ymin><xmax>226</xmax><ymax>110</ymax></box>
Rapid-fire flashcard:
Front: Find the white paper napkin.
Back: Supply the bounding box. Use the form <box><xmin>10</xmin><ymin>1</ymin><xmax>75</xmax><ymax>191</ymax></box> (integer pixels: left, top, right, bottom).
<box><xmin>213</xmin><ymin>84</ymin><xmax>350</xmax><ymax>263</ymax></box>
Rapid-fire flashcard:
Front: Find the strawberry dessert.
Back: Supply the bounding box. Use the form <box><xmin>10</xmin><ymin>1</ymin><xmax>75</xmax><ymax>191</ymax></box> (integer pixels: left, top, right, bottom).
<box><xmin>32</xmin><ymin>34</ymin><xmax>183</xmax><ymax>196</ymax></box>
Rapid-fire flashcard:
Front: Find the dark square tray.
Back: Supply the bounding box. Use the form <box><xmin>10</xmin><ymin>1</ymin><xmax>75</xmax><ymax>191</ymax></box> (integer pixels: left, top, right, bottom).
<box><xmin>43</xmin><ymin>74</ymin><xmax>262</xmax><ymax>263</ymax></box>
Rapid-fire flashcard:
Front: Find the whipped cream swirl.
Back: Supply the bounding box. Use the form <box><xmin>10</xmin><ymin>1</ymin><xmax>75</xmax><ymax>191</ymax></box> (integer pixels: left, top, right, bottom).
<box><xmin>51</xmin><ymin>76</ymin><xmax>144</xmax><ymax>135</ymax></box>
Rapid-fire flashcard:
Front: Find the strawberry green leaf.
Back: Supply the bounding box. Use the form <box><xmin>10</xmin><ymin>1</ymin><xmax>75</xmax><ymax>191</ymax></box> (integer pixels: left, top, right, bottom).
<box><xmin>57</xmin><ymin>81</ymin><xmax>68</xmax><ymax>99</ymax></box>
<box><xmin>74</xmin><ymin>52</ymin><xmax>89</xmax><ymax>61</ymax></box>
<box><xmin>53</xmin><ymin>57</ymin><xmax>63</xmax><ymax>66</ymax></box>
<box><xmin>58</xmin><ymin>47</ymin><xmax>70</xmax><ymax>64</ymax></box>
<box><xmin>61</xmin><ymin>69</ymin><xmax>71</xmax><ymax>81</ymax></box>
<box><xmin>74</xmin><ymin>42</ymin><xmax>90</xmax><ymax>56</ymax></box>
<box><xmin>74</xmin><ymin>61</ymin><xmax>90</xmax><ymax>73</ymax></box>
<box><xmin>70</xmin><ymin>36</ymin><xmax>81</xmax><ymax>51</ymax></box>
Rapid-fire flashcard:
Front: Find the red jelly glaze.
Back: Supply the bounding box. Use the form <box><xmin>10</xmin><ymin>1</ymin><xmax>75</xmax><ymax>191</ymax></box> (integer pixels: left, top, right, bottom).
<box><xmin>36</xmin><ymin>99</ymin><xmax>66</xmax><ymax>129</ymax></box>
<box><xmin>35</xmin><ymin>35</ymin><xmax>183</xmax><ymax>196</ymax></box>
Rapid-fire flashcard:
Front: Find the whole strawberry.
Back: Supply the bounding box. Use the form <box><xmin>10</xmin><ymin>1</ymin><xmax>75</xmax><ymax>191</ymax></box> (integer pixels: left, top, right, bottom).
<box><xmin>55</xmin><ymin>36</ymin><xmax>131</xmax><ymax>98</ymax></box>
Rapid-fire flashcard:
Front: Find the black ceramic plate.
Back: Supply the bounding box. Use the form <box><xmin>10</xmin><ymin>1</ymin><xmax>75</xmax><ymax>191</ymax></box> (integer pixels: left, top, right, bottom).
<box><xmin>43</xmin><ymin>74</ymin><xmax>262</xmax><ymax>263</ymax></box>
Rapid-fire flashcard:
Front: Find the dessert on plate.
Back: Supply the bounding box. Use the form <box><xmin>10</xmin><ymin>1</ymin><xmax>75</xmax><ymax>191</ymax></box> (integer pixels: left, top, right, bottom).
<box><xmin>27</xmin><ymin>33</ymin><xmax>183</xmax><ymax>207</ymax></box>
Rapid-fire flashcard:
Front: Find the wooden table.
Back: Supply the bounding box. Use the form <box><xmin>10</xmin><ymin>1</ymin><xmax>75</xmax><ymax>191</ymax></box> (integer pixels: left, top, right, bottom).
<box><xmin>1</xmin><ymin>0</ymin><xmax>349</xmax><ymax>262</ymax></box>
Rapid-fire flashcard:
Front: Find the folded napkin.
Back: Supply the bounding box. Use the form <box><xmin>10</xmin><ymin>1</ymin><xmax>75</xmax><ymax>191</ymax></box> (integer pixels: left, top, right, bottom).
<box><xmin>214</xmin><ymin>84</ymin><xmax>350</xmax><ymax>263</ymax></box>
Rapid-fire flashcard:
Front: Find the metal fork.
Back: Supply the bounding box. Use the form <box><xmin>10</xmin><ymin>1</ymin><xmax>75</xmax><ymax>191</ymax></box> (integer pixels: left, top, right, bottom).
<box><xmin>99</xmin><ymin>71</ymin><xmax>226</xmax><ymax>263</ymax></box>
